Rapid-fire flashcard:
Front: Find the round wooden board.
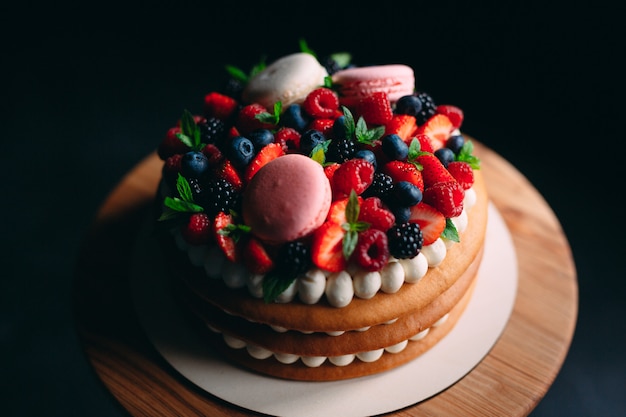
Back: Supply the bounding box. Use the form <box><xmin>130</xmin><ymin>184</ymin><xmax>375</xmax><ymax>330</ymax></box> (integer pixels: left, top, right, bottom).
<box><xmin>73</xmin><ymin>140</ymin><xmax>578</xmax><ymax>416</ymax></box>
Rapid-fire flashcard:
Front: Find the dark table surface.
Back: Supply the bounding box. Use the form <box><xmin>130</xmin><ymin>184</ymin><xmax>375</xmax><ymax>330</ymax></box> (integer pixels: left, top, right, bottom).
<box><xmin>3</xmin><ymin>2</ymin><xmax>625</xmax><ymax>416</ymax></box>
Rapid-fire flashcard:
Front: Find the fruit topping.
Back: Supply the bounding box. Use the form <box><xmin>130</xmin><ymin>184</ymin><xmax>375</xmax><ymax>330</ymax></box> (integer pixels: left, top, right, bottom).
<box><xmin>181</xmin><ymin>212</ymin><xmax>212</xmax><ymax>245</ymax></box>
<box><xmin>408</xmin><ymin>202</ymin><xmax>446</xmax><ymax>245</ymax></box>
<box><xmin>352</xmin><ymin>229</ymin><xmax>389</xmax><ymax>271</ymax></box>
<box><xmin>435</xmin><ymin>104</ymin><xmax>464</xmax><ymax>129</ymax></box>
<box><xmin>422</xmin><ymin>181</ymin><xmax>465</xmax><ymax>218</ymax></box>
<box><xmin>416</xmin><ymin>114</ymin><xmax>454</xmax><ymax>151</ymax></box>
<box><xmin>386</xmin><ymin>222</ymin><xmax>423</xmax><ymax>259</ymax></box>
<box><xmin>244</xmin><ymin>142</ymin><xmax>285</xmax><ymax>182</ymax></box>
<box><xmin>303</xmin><ymin>87</ymin><xmax>340</xmax><ymax>119</ymax></box>
<box><xmin>332</xmin><ymin>158</ymin><xmax>375</xmax><ymax>198</ymax></box>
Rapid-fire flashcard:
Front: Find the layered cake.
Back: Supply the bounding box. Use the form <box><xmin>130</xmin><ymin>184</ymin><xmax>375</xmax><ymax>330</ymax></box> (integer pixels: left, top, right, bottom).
<box><xmin>154</xmin><ymin>48</ymin><xmax>487</xmax><ymax>381</ymax></box>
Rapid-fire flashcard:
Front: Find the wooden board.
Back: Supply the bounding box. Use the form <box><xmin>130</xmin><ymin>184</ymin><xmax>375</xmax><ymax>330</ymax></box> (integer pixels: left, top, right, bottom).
<box><xmin>73</xmin><ymin>141</ymin><xmax>578</xmax><ymax>416</ymax></box>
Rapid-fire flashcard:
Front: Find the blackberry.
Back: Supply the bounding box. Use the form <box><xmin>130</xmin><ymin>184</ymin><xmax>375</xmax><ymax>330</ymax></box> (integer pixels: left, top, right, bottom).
<box><xmin>221</xmin><ymin>77</ymin><xmax>245</xmax><ymax>101</ymax></box>
<box><xmin>415</xmin><ymin>92</ymin><xmax>437</xmax><ymax>125</ymax></box>
<box><xmin>321</xmin><ymin>56</ymin><xmax>341</xmax><ymax>75</ymax></box>
<box><xmin>204</xmin><ymin>177</ymin><xmax>241</xmax><ymax>216</ymax></box>
<box><xmin>326</xmin><ymin>138</ymin><xmax>356</xmax><ymax>163</ymax></box>
<box><xmin>198</xmin><ymin>117</ymin><xmax>226</xmax><ymax>145</ymax></box>
<box><xmin>386</xmin><ymin>222</ymin><xmax>423</xmax><ymax>259</ymax></box>
<box><xmin>187</xmin><ymin>177</ymin><xmax>210</xmax><ymax>207</ymax></box>
<box><xmin>275</xmin><ymin>241</ymin><xmax>312</xmax><ymax>278</ymax></box>
<box><xmin>362</xmin><ymin>171</ymin><xmax>394</xmax><ymax>200</ymax></box>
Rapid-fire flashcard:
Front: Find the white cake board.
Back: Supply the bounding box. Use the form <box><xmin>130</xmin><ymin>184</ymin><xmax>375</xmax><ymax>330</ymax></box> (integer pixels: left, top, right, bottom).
<box><xmin>131</xmin><ymin>203</ymin><xmax>517</xmax><ymax>417</ymax></box>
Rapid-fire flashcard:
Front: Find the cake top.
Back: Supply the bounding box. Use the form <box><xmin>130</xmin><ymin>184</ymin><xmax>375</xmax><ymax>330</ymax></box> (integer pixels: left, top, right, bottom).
<box><xmin>156</xmin><ymin>45</ymin><xmax>481</xmax><ymax>303</ymax></box>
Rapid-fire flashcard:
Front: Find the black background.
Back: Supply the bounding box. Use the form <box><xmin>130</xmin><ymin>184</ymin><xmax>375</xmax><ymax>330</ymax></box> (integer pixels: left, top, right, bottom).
<box><xmin>3</xmin><ymin>1</ymin><xmax>625</xmax><ymax>416</ymax></box>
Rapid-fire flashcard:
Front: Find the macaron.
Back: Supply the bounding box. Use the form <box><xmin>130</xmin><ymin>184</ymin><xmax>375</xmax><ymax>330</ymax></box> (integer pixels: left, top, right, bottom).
<box><xmin>331</xmin><ymin>64</ymin><xmax>415</xmax><ymax>107</ymax></box>
<box><xmin>242</xmin><ymin>154</ymin><xmax>332</xmax><ymax>244</ymax></box>
<box><xmin>242</xmin><ymin>53</ymin><xmax>328</xmax><ymax>110</ymax></box>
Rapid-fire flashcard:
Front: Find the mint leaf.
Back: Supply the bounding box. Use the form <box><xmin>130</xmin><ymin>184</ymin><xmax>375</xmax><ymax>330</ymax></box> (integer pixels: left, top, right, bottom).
<box><xmin>343</xmin><ymin>230</ymin><xmax>358</xmax><ymax>259</ymax></box>
<box><xmin>263</xmin><ymin>273</ymin><xmax>296</xmax><ymax>303</ymax></box>
<box><xmin>157</xmin><ymin>174</ymin><xmax>203</xmax><ymax>221</ymax></box>
<box><xmin>179</xmin><ymin>109</ymin><xmax>202</xmax><ymax>150</ymax></box>
<box><xmin>225</xmin><ymin>65</ymin><xmax>249</xmax><ymax>82</ymax></box>
<box><xmin>175</xmin><ymin>173</ymin><xmax>193</xmax><ymax>202</ymax></box>
<box><xmin>330</xmin><ymin>52</ymin><xmax>352</xmax><ymax>69</ymax></box>
<box><xmin>310</xmin><ymin>140</ymin><xmax>330</xmax><ymax>165</ymax></box>
<box><xmin>345</xmin><ymin>190</ymin><xmax>360</xmax><ymax>223</ymax></box>
<box><xmin>299</xmin><ymin>38</ymin><xmax>316</xmax><ymax>57</ymax></box>
<box><xmin>341</xmin><ymin>106</ymin><xmax>356</xmax><ymax>138</ymax></box>
<box><xmin>353</xmin><ymin>114</ymin><xmax>384</xmax><ymax>145</ymax></box>
<box><xmin>340</xmin><ymin>191</ymin><xmax>369</xmax><ymax>259</ymax></box>
<box><xmin>255</xmin><ymin>101</ymin><xmax>281</xmax><ymax>125</ymax></box>
<box><xmin>456</xmin><ymin>140</ymin><xmax>481</xmax><ymax>169</ymax></box>
<box><xmin>217</xmin><ymin>223</ymin><xmax>251</xmax><ymax>243</ymax></box>
<box><xmin>162</xmin><ymin>196</ymin><xmax>203</xmax><ymax>214</ymax></box>
<box><xmin>441</xmin><ymin>219</ymin><xmax>460</xmax><ymax>242</ymax></box>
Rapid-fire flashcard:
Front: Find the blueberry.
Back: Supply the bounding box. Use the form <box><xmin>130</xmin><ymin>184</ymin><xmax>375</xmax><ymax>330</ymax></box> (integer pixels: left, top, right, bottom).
<box><xmin>332</xmin><ymin>116</ymin><xmax>349</xmax><ymax>140</ymax></box>
<box><xmin>381</xmin><ymin>134</ymin><xmax>409</xmax><ymax>161</ymax></box>
<box><xmin>434</xmin><ymin>147</ymin><xmax>455</xmax><ymax>167</ymax></box>
<box><xmin>389</xmin><ymin>203</ymin><xmax>411</xmax><ymax>224</ymax></box>
<box><xmin>181</xmin><ymin>151</ymin><xmax>210</xmax><ymax>178</ymax></box>
<box><xmin>391</xmin><ymin>181</ymin><xmax>423</xmax><ymax>207</ymax></box>
<box><xmin>247</xmin><ymin>129</ymin><xmax>274</xmax><ymax>151</ymax></box>
<box><xmin>299</xmin><ymin>129</ymin><xmax>327</xmax><ymax>156</ymax></box>
<box><xmin>354</xmin><ymin>149</ymin><xmax>377</xmax><ymax>170</ymax></box>
<box><xmin>282</xmin><ymin>104</ymin><xmax>310</xmax><ymax>132</ymax></box>
<box><xmin>395</xmin><ymin>95</ymin><xmax>422</xmax><ymax>117</ymax></box>
<box><xmin>446</xmin><ymin>134</ymin><xmax>465</xmax><ymax>154</ymax></box>
<box><xmin>226</xmin><ymin>136</ymin><xmax>256</xmax><ymax>168</ymax></box>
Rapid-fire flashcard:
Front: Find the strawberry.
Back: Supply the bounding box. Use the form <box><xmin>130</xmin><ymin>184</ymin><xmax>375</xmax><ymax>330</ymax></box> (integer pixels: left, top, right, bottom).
<box><xmin>181</xmin><ymin>212</ymin><xmax>212</xmax><ymax>245</ymax></box>
<box><xmin>237</xmin><ymin>103</ymin><xmax>275</xmax><ymax>134</ymax></box>
<box><xmin>446</xmin><ymin>161</ymin><xmax>474</xmax><ymax>190</ymax></box>
<box><xmin>308</xmin><ymin>118</ymin><xmax>335</xmax><ymax>137</ymax></box>
<box><xmin>324</xmin><ymin>163</ymin><xmax>341</xmax><ymax>188</ymax></box>
<box><xmin>162</xmin><ymin>153</ymin><xmax>182</xmax><ymax>186</ymax></box>
<box><xmin>382</xmin><ymin>160</ymin><xmax>424</xmax><ymax>191</ymax></box>
<box><xmin>415</xmin><ymin>153</ymin><xmax>456</xmax><ymax>188</ymax></box>
<box><xmin>274</xmin><ymin>127</ymin><xmax>301</xmax><ymax>153</ymax></box>
<box><xmin>244</xmin><ymin>143</ymin><xmax>284</xmax><ymax>182</ymax></box>
<box><xmin>385</xmin><ymin>114</ymin><xmax>417</xmax><ymax>143</ymax></box>
<box><xmin>311</xmin><ymin>221</ymin><xmax>347</xmax><ymax>272</ymax></box>
<box><xmin>243</xmin><ymin>236</ymin><xmax>274</xmax><ymax>274</ymax></box>
<box><xmin>157</xmin><ymin>126</ymin><xmax>190</xmax><ymax>160</ymax></box>
<box><xmin>332</xmin><ymin>158</ymin><xmax>375</xmax><ymax>198</ymax></box>
<box><xmin>414</xmin><ymin>134</ymin><xmax>434</xmax><ymax>154</ymax></box>
<box><xmin>408</xmin><ymin>202</ymin><xmax>446</xmax><ymax>245</ymax></box>
<box><xmin>203</xmin><ymin>92</ymin><xmax>238</xmax><ymax>121</ymax></box>
<box><xmin>436</xmin><ymin>104</ymin><xmax>464</xmax><ymax>129</ymax></box>
<box><xmin>213</xmin><ymin>211</ymin><xmax>239</xmax><ymax>262</ymax></box>
<box><xmin>302</xmin><ymin>88</ymin><xmax>339</xmax><ymax>119</ymax></box>
<box><xmin>214</xmin><ymin>159</ymin><xmax>243</xmax><ymax>190</ymax></box>
<box><xmin>327</xmin><ymin>196</ymin><xmax>363</xmax><ymax>224</ymax></box>
<box><xmin>354</xmin><ymin>92</ymin><xmax>393</xmax><ymax>126</ymax></box>
<box><xmin>228</xmin><ymin>125</ymin><xmax>241</xmax><ymax>139</ymax></box>
<box><xmin>422</xmin><ymin>181</ymin><xmax>465</xmax><ymax>218</ymax></box>
<box><xmin>416</xmin><ymin>114</ymin><xmax>454</xmax><ymax>150</ymax></box>
<box><xmin>351</xmin><ymin>229</ymin><xmax>389</xmax><ymax>272</ymax></box>
<box><xmin>358</xmin><ymin>197</ymin><xmax>395</xmax><ymax>232</ymax></box>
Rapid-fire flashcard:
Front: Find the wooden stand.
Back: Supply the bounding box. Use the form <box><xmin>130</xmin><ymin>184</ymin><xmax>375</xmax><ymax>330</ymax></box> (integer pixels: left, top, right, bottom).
<box><xmin>73</xmin><ymin>141</ymin><xmax>578</xmax><ymax>416</ymax></box>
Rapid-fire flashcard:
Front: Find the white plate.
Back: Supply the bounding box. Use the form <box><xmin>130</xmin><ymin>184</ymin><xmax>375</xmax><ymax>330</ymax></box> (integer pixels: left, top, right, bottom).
<box><xmin>131</xmin><ymin>203</ymin><xmax>517</xmax><ymax>417</ymax></box>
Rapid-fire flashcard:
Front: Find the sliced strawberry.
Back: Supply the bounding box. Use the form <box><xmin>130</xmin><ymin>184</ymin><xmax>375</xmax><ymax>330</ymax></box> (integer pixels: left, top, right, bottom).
<box><xmin>214</xmin><ymin>159</ymin><xmax>243</xmax><ymax>190</ymax></box>
<box><xmin>446</xmin><ymin>161</ymin><xmax>474</xmax><ymax>190</ymax></box>
<box><xmin>354</xmin><ymin>92</ymin><xmax>393</xmax><ymax>126</ymax></box>
<box><xmin>311</xmin><ymin>221</ymin><xmax>347</xmax><ymax>272</ymax></box>
<box><xmin>274</xmin><ymin>127</ymin><xmax>301</xmax><ymax>153</ymax></box>
<box><xmin>302</xmin><ymin>88</ymin><xmax>339</xmax><ymax>119</ymax></box>
<box><xmin>422</xmin><ymin>181</ymin><xmax>465</xmax><ymax>218</ymax></box>
<box><xmin>408</xmin><ymin>202</ymin><xmax>446</xmax><ymax>245</ymax></box>
<box><xmin>436</xmin><ymin>104</ymin><xmax>464</xmax><ymax>129</ymax></box>
<box><xmin>327</xmin><ymin>196</ymin><xmax>363</xmax><ymax>224</ymax></box>
<box><xmin>228</xmin><ymin>125</ymin><xmax>241</xmax><ymax>139</ymax></box>
<box><xmin>244</xmin><ymin>143</ymin><xmax>285</xmax><ymax>182</ymax></box>
<box><xmin>324</xmin><ymin>162</ymin><xmax>341</xmax><ymax>193</ymax></box>
<box><xmin>351</xmin><ymin>229</ymin><xmax>389</xmax><ymax>272</ymax></box>
<box><xmin>237</xmin><ymin>103</ymin><xmax>275</xmax><ymax>134</ymax></box>
<box><xmin>203</xmin><ymin>92</ymin><xmax>238</xmax><ymax>121</ymax></box>
<box><xmin>332</xmin><ymin>158</ymin><xmax>375</xmax><ymax>198</ymax></box>
<box><xmin>415</xmin><ymin>153</ymin><xmax>456</xmax><ymax>188</ymax></box>
<box><xmin>243</xmin><ymin>236</ymin><xmax>274</xmax><ymax>274</ymax></box>
<box><xmin>416</xmin><ymin>114</ymin><xmax>454</xmax><ymax>150</ymax></box>
<box><xmin>181</xmin><ymin>212</ymin><xmax>212</xmax><ymax>245</ymax></box>
<box><xmin>213</xmin><ymin>212</ymin><xmax>239</xmax><ymax>262</ymax></box>
<box><xmin>358</xmin><ymin>197</ymin><xmax>395</xmax><ymax>232</ymax></box>
<box><xmin>414</xmin><ymin>134</ymin><xmax>434</xmax><ymax>154</ymax></box>
<box><xmin>385</xmin><ymin>114</ymin><xmax>417</xmax><ymax>143</ymax></box>
<box><xmin>382</xmin><ymin>160</ymin><xmax>424</xmax><ymax>191</ymax></box>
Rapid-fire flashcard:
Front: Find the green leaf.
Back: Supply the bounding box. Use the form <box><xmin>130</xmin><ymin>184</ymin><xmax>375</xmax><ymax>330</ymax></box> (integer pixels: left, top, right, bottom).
<box><xmin>263</xmin><ymin>273</ymin><xmax>297</xmax><ymax>303</ymax></box>
<box><xmin>341</xmin><ymin>106</ymin><xmax>356</xmax><ymax>138</ymax></box>
<box><xmin>175</xmin><ymin>173</ymin><xmax>194</xmax><ymax>202</ymax></box>
<box><xmin>353</xmin><ymin>115</ymin><xmax>384</xmax><ymax>145</ymax></box>
<box><xmin>441</xmin><ymin>219</ymin><xmax>460</xmax><ymax>242</ymax></box>
<box><xmin>175</xmin><ymin>132</ymin><xmax>194</xmax><ymax>148</ymax></box>
<box><xmin>330</xmin><ymin>52</ymin><xmax>352</xmax><ymax>69</ymax></box>
<box><xmin>225</xmin><ymin>65</ymin><xmax>249</xmax><ymax>82</ymax></box>
<box><xmin>218</xmin><ymin>223</ymin><xmax>251</xmax><ymax>243</ymax></box>
<box><xmin>162</xmin><ymin>196</ymin><xmax>204</xmax><ymax>214</ymax></box>
<box><xmin>456</xmin><ymin>140</ymin><xmax>481</xmax><ymax>169</ymax></box>
<box><xmin>179</xmin><ymin>109</ymin><xmax>202</xmax><ymax>150</ymax></box>
<box><xmin>255</xmin><ymin>101</ymin><xmax>281</xmax><ymax>125</ymax></box>
<box><xmin>343</xmin><ymin>230</ymin><xmax>358</xmax><ymax>259</ymax></box>
<box><xmin>299</xmin><ymin>38</ymin><xmax>316</xmax><ymax>57</ymax></box>
<box><xmin>345</xmin><ymin>190</ymin><xmax>360</xmax><ymax>223</ymax></box>
<box><xmin>310</xmin><ymin>140</ymin><xmax>330</xmax><ymax>165</ymax></box>
<box><xmin>250</xmin><ymin>57</ymin><xmax>267</xmax><ymax>77</ymax></box>
<box><xmin>323</xmin><ymin>75</ymin><xmax>333</xmax><ymax>88</ymax></box>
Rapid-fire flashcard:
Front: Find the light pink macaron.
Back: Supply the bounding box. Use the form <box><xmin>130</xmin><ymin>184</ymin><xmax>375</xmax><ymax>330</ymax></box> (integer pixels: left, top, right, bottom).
<box><xmin>242</xmin><ymin>154</ymin><xmax>332</xmax><ymax>244</ymax></box>
<box><xmin>331</xmin><ymin>64</ymin><xmax>415</xmax><ymax>106</ymax></box>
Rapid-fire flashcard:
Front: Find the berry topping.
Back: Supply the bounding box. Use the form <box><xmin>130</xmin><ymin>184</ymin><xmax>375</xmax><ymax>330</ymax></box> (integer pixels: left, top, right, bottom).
<box><xmin>415</xmin><ymin>153</ymin><xmax>456</xmax><ymax>188</ymax></box>
<box><xmin>181</xmin><ymin>212</ymin><xmax>212</xmax><ymax>245</ymax></box>
<box><xmin>158</xmin><ymin>126</ymin><xmax>190</xmax><ymax>160</ymax></box>
<box><xmin>300</xmin><ymin>129</ymin><xmax>327</xmax><ymax>156</ymax></box>
<box><xmin>281</xmin><ymin>104</ymin><xmax>310</xmax><ymax>132</ymax></box>
<box><xmin>422</xmin><ymin>181</ymin><xmax>465</xmax><ymax>218</ymax></box>
<box><xmin>213</xmin><ymin>211</ymin><xmax>248</xmax><ymax>262</ymax></box>
<box><xmin>413</xmin><ymin>92</ymin><xmax>437</xmax><ymax>125</ymax></box>
<box><xmin>247</xmin><ymin>129</ymin><xmax>275</xmax><ymax>151</ymax></box>
<box><xmin>275</xmin><ymin>241</ymin><xmax>312</xmax><ymax>277</ymax></box>
<box><xmin>416</xmin><ymin>114</ymin><xmax>454</xmax><ymax>151</ymax></box>
<box><xmin>382</xmin><ymin>160</ymin><xmax>424</xmax><ymax>191</ymax></box>
<box><xmin>434</xmin><ymin>147</ymin><xmax>455</xmax><ymax>168</ymax></box>
<box><xmin>204</xmin><ymin>177</ymin><xmax>241</xmax><ymax>216</ymax></box>
<box><xmin>358</xmin><ymin>197</ymin><xmax>395</xmax><ymax>232</ymax></box>
<box><xmin>352</xmin><ymin>229</ymin><xmax>390</xmax><ymax>272</ymax></box>
<box><xmin>381</xmin><ymin>133</ymin><xmax>410</xmax><ymax>161</ymax></box>
<box><xmin>384</xmin><ymin>114</ymin><xmax>417</xmax><ymax>143</ymax></box>
<box><xmin>332</xmin><ymin>158</ymin><xmax>375</xmax><ymax>198</ymax></box>
<box><xmin>390</xmin><ymin>181</ymin><xmax>423</xmax><ymax>207</ymax></box>
<box><xmin>435</xmin><ymin>104</ymin><xmax>464</xmax><ymax>129</ymax></box>
<box><xmin>303</xmin><ymin>87</ymin><xmax>340</xmax><ymax>119</ymax></box>
<box><xmin>311</xmin><ymin>221</ymin><xmax>347</xmax><ymax>272</ymax></box>
<box><xmin>181</xmin><ymin>151</ymin><xmax>210</xmax><ymax>178</ymax></box>
<box><xmin>386</xmin><ymin>222</ymin><xmax>423</xmax><ymax>259</ymax></box>
<box><xmin>274</xmin><ymin>127</ymin><xmax>301</xmax><ymax>153</ymax></box>
<box><xmin>203</xmin><ymin>91</ymin><xmax>238</xmax><ymax>121</ymax></box>
<box><xmin>237</xmin><ymin>103</ymin><xmax>276</xmax><ymax>134</ymax></box>
<box><xmin>446</xmin><ymin>161</ymin><xmax>475</xmax><ymax>190</ymax></box>
<box><xmin>408</xmin><ymin>202</ymin><xmax>446</xmax><ymax>245</ymax></box>
<box><xmin>225</xmin><ymin>136</ymin><xmax>256</xmax><ymax>169</ymax></box>
<box><xmin>354</xmin><ymin>91</ymin><xmax>393</xmax><ymax>126</ymax></box>
<box><xmin>214</xmin><ymin>159</ymin><xmax>243</xmax><ymax>190</ymax></box>
<box><xmin>244</xmin><ymin>142</ymin><xmax>285</xmax><ymax>182</ymax></box>
<box><xmin>243</xmin><ymin>237</ymin><xmax>274</xmax><ymax>274</ymax></box>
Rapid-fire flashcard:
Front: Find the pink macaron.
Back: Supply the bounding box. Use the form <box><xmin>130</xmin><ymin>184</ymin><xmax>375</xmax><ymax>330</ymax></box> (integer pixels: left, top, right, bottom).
<box><xmin>331</xmin><ymin>64</ymin><xmax>415</xmax><ymax>106</ymax></box>
<box><xmin>242</xmin><ymin>154</ymin><xmax>332</xmax><ymax>244</ymax></box>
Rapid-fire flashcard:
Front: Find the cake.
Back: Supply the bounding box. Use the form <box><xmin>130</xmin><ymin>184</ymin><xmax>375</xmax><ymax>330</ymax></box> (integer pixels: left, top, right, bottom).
<box><xmin>153</xmin><ymin>48</ymin><xmax>487</xmax><ymax>381</ymax></box>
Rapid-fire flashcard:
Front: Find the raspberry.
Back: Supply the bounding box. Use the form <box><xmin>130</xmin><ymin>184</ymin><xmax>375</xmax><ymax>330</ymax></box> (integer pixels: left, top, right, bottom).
<box><xmin>359</xmin><ymin>197</ymin><xmax>395</xmax><ymax>232</ymax></box>
<box><xmin>274</xmin><ymin>127</ymin><xmax>301</xmax><ymax>153</ymax></box>
<box><xmin>333</xmin><ymin>159</ymin><xmax>375</xmax><ymax>197</ymax></box>
<box><xmin>157</xmin><ymin>126</ymin><xmax>190</xmax><ymax>160</ymax></box>
<box><xmin>303</xmin><ymin>88</ymin><xmax>339</xmax><ymax>119</ymax></box>
<box><xmin>352</xmin><ymin>229</ymin><xmax>390</xmax><ymax>271</ymax></box>
<box><xmin>162</xmin><ymin>154</ymin><xmax>182</xmax><ymax>186</ymax></box>
<box><xmin>181</xmin><ymin>212</ymin><xmax>212</xmax><ymax>245</ymax></box>
<box><xmin>237</xmin><ymin>103</ymin><xmax>274</xmax><ymax>134</ymax></box>
<box><xmin>422</xmin><ymin>181</ymin><xmax>464</xmax><ymax>218</ymax></box>
<box><xmin>446</xmin><ymin>161</ymin><xmax>474</xmax><ymax>190</ymax></box>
